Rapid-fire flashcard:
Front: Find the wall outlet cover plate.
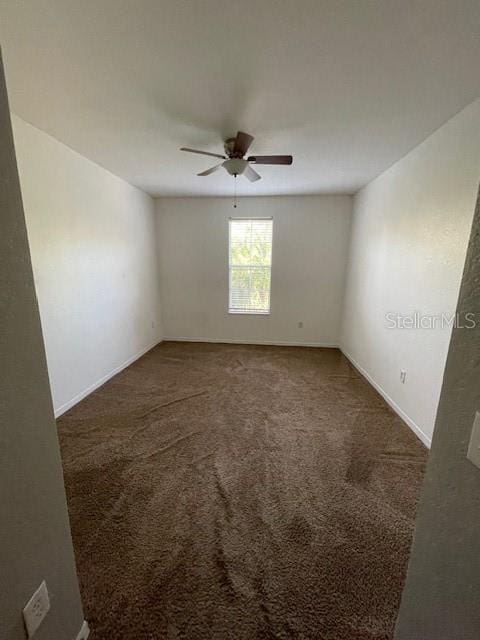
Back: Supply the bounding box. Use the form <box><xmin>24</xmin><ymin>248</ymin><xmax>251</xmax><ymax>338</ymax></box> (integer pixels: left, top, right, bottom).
<box><xmin>467</xmin><ymin>411</ymin><xmax>480</xmax><ymax>469</ymax></box>
<box><xmin>23</xmin><ymin>580</ymin><xmax>50</xmax><ymax>638</ymax></box>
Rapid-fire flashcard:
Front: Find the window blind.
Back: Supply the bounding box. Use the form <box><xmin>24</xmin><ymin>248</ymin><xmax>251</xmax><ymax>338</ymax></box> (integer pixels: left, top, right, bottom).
<box><xmin>228</xmin><ymin>218</ymin><xmax>273</xmax><ymax>314</ymax></box>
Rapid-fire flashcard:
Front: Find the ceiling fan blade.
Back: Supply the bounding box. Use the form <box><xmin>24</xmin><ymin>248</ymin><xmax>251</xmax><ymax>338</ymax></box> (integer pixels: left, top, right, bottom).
<box><xmin>233</xmin><ymin>131</ymin><xmax>254</xmax><ymax>156</ymax></box>
<box><xmin>197</xmin><ymin>163</ymin><xmax>222</xmax><ymax>176</ymax></box>
<box><xmin>247</xmin><ymin>155</ymin><xmax>293</xmax><ymax>165</ymax></box>
<box><xmin>244</xmin><ymin>164</ymin><xmax>262</xmax><ymax>182</ymax></box>
<box><xmin>180</xmin><ymin>147</ymin><xmax>226</xmax><ymax>160</ymax></box>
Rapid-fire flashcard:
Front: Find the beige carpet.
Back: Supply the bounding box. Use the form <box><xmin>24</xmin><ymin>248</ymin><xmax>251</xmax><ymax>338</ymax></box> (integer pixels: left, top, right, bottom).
<box><xmin>58</xmin><ymin>342</ymin><xmax>427</xmax><ymax>639</ymax></box>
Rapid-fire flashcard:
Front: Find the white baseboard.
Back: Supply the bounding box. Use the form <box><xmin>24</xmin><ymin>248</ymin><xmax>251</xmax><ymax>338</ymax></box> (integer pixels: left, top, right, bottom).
<box><xmin>75</xmin><ymin>620</ymin><xmax>90</xmax><ymax>640</ymax></box>
<box><xmin>54</xmin><ymin>340</ymin><xmax>162</xmax><ymax>418</ymax></box>
<box><xmin>162</xmin><ymin>336</ymin><xmax>339</xmax><ymax>348</ymax></box>
<box><xmin>340</xmin><ymin>348</ymin><xmax>432</xmax><ymax>448</ymax></box>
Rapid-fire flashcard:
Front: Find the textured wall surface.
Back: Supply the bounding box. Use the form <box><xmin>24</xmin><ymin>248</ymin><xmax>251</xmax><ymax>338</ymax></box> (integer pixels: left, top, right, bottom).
<box><xmin>341</xmin><ymin>99</ymin><xmax>480</xmax><ymax>445</ymax></box>
<box><xmin>395</xmin><ymin>186</ymin><xmax>480</xmax><ymax>639</ymax></box>
<box><xmin>13</xmin><ymin>116</ymin><xmax>163</xmax><ymax>416</ymax></box>
<box><xmin>0</xmin><ymin>53</ymin><xmax>84</xmax><ymax>640</ymax></box>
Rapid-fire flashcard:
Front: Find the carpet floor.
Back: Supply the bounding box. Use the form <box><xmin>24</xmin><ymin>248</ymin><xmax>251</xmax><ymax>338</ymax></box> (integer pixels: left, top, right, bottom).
<box><xmin>58</xmin><ymin>342</ymin><xmax>427</xmax><ymax>640</ymax></box>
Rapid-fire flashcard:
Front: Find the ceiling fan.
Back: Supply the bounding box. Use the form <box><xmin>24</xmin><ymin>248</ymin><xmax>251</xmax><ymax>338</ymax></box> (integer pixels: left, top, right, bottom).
<box><xmin>180</xmin><ymin>131</ymin><xmax>293</xmax><ymax>182</ymax></box>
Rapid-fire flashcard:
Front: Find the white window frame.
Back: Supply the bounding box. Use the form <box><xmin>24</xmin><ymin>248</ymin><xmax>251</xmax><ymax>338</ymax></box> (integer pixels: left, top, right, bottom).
<box><xmin>228</xmin><ymin>217</ymin><xmax>273</xmax><ymax>315</ymax></box>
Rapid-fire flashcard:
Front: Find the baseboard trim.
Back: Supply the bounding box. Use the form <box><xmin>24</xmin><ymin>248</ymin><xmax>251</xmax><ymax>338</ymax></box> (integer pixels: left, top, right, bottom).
<box><xmin>162</xmin><ymin>337</ymin><xmax>339</xmax><ymax>348</ymax></box>
<box><xmin>74</xmin><ymin>620</ymin><xmax>90</xmax><ymax>640</ymax></box>
<box><xmin>54</xmin><ymin>340</ymin><xmax>162</xmax><ymax>418</ymax></box>
<box><xmin>340</xmin><ymin>348</ymin><xmax>432</xmax><ymax>448</ymax></box>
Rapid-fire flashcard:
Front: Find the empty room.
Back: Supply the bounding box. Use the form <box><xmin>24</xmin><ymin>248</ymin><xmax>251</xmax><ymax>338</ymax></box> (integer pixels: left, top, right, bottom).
<box><xmin>1</xmin><ymin>1</ymin><xmax>480</xmax><ymax>639</ymax></box>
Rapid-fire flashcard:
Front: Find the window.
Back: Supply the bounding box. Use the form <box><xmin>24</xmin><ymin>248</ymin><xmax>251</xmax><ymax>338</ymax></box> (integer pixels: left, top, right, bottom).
<box><xmin>228</xmin><ymin>218</ymin><xmax>273</xmax><ymax>314</ymax></box>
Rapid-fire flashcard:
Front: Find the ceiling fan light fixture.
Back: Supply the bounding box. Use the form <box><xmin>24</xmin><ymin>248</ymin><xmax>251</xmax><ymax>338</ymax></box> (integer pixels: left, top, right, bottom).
<box><xmin>222</xmin><ymin>158</ymin><xmax>248</xmax><ymax>176</ymax></box>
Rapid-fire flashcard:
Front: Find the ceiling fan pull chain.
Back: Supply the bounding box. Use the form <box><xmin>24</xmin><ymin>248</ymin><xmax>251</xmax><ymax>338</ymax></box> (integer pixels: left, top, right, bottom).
<box><xmin>233</xmin><ymin>174</ymin><xmax>237</xmax><ymax>208</ymax></box>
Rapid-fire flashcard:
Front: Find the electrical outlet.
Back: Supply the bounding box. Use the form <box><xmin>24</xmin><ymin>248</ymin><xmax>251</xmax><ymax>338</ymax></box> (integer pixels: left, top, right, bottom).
<box><xmin>467</xmin><ymin>411</ymin><xmax>480</xmax><ymax>470</ymax></box>
<box><xmin>400</xmin><ymin>370</ymin><xmax>407</xmax><ymax>384</ymax></box>
<box><xmin>23</xmin><ymin>581</ymin><xmax>50</xmax><ymax>638</ymax></box>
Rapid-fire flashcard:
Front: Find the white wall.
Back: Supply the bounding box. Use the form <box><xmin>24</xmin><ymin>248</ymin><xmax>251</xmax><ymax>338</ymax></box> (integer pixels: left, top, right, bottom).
<box><xmin>156</xmin><ymin>196</ymin><xmax>352</xmax><ymax>346</ymax></box>
<box><xmin>341</xmin><ymin>99</ymin><xmax>480</xmax><ymax>446</ymax></box>
<box><xmin>13</xmin><ymin>116</ymin><xmax>163</xmax><ymax>416</ymax></box>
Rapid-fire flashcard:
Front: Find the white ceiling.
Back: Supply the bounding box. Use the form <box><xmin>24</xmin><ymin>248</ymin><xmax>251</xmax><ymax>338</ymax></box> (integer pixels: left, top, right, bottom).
<box><xmin>1</xmin><ymin>0</ymin><xmax>479</xmax><ymax>197</ymax></box>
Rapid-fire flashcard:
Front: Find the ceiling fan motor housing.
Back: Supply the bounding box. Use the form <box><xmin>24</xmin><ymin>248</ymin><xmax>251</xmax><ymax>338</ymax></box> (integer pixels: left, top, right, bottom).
<box><xmin>224</xmin><ymin>137</ymin><xmax>242</xmax><ymax>158</ymax></box>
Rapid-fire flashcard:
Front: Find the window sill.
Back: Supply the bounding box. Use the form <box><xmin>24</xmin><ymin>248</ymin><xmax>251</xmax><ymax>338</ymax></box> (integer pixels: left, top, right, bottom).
<box><xmin>228</xmin><ymin>310</ymin><xmax>270</xmax><ymax>316</ymax></box>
